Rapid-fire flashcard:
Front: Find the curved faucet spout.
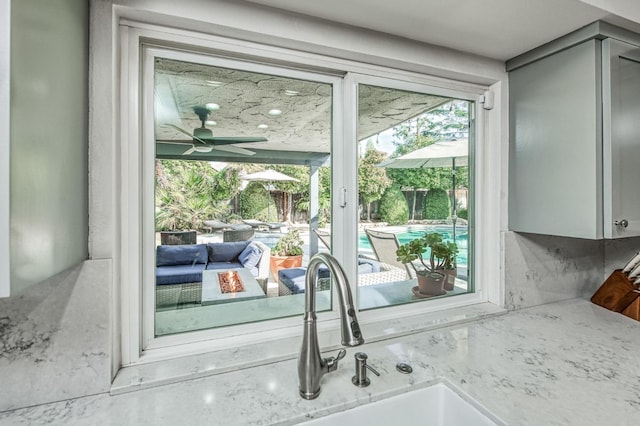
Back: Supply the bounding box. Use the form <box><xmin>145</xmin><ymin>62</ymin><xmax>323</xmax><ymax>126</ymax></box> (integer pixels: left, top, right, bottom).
<box><xmin>298</xmin><ymin>253</ymin><xmax>364</xmax><ymax>400</ymax></box>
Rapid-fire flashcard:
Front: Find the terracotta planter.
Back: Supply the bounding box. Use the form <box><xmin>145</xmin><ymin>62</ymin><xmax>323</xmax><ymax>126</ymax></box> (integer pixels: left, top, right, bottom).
<box><xmin>270</xmin><ymin>255</ymin><xmax>303</xmax><ymax>283</ymax></box>
<box><xmin>416</xmin><ymin>272</ymin><xmax>445</xmax><ymax>295</ymax></box>
<box><xmin>440</xmin><ymin>268</ymin><xmax>457</xmax><ymax>291</ymax></box>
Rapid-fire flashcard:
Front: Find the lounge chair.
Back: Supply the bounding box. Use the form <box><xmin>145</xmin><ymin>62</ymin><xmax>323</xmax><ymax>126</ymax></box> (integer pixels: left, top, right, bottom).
<box><xmin>313</xmin><ymin>229</ymin><xmax>332</xmax><ymax>250</ymax></box>
<box><xmin>160</xmin><ymin>230</ymin><xmax>197</xmax><ymax>245</ymax></box>
<box><xmin>203</xmin><ymin>220</ymin><xmax>252</xmax><ymax>233</ymax></box>
<box><xmin>274</xmin><ymin>228</ymin><xmax>409</xmax><ymax>295</ymax></box>
<box><xmin>242</xmin><ymin>219</ymin><xmax>288</xmax><ymax>233</ymax></box>
<box><xmin>223</xmin><ymin>228</ymin><xmax>255</xmax><ymax>242</ymax></box>
<box><xmin>364</xmin><ymin>228</ymin><xmax>415</xmax><ymax>280</ymax></box>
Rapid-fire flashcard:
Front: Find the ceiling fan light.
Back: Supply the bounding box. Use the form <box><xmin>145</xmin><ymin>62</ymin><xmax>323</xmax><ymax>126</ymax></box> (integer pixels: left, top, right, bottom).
<box><xmin>205</xmin><ymin>120</ymin><xmax>217</xmax><ymax>126</ymax></box>
<box><xmin>206</xmin><ymin>103</ymin><xmax>220</xmax><ymax>111</ymax></box>
<box><xmin>268</xmin><ymin>109</ymin><xmax>282</xmax><ymax>116</ymax></box>
<box><xmin>194</xmin><ymin>145</ymin><xmax>213</xmax><ymax>153</ymax></box>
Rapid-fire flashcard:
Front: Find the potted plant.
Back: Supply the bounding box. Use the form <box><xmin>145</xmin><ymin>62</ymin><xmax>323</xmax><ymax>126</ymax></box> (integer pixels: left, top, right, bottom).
<box><xmin>270</xmin><ymin>229</ymin><xmax>304</xmax><ymax>283</ymax></box>
<box><xmin>430</xmin><ymin>237</ymin><xmax>459</xmax><ymax>291</ymax></box>
<box><xmin>396</xmin><ymin>232</ymin><xmax>458</xmax><ymax>294</ymax></box>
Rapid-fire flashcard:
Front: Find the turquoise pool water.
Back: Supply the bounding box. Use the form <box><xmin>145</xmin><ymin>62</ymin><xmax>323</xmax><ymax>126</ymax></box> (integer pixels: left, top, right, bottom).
<box><xmin>255</xmin><ymin>224</ymin><xmax>469</xmax><ymax>267</ymax></box>
<box><xmin>358</xmin><ymin>225</ymin><xmax>469</xmax><ymax>267</ymax></box>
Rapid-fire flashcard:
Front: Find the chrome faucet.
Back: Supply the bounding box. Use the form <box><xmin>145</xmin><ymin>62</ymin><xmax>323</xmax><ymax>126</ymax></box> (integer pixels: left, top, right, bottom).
<box><xmin>298</xmin><ymin>253</ymin><xmax>364</xmax><ymax>400</ymax></box>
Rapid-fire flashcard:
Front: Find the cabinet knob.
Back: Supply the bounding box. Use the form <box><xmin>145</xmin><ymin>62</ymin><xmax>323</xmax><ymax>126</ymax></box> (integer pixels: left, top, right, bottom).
<box><xmin>615</xmin><ymin>219</ymin><xmax>629</xmax><ymax>228</ymax></box>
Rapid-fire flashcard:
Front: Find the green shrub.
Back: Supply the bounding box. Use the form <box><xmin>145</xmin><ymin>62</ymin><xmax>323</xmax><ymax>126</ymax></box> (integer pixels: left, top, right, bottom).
<box><xmin>457</xmin><ymin>208</ymin><xmax>468</xmax><ymax>220</ymax></box>
<box><xmin>379</xmin><ymin>185</ymin><xmax>409</xmax><ymax>225</ymax></box>
<box><xmin>155</xmin><ymin>160</ymin><xmax>231</xmax><ymax>231</ymax></box>
<box><xmin>423</xmin><ymin>188</ymin><xmax>450</xmax><ymax>220</ymax></box>
<box><xmin>240</xmin><ymin>182</ymin><xmax>278</xmax><ymax>222</ymax></box>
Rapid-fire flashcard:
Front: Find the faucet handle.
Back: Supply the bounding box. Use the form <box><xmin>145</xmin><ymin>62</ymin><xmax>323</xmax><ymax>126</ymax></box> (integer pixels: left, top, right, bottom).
<box><xmin>325</xmin><ymin>349</ymin><xmax>347</xmax><ymax>372</ymax></box>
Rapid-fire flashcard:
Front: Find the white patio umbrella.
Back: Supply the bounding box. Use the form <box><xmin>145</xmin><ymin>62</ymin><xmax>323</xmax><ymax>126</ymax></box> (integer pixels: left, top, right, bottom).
<box><xmin>380</xmin><ymin>139</ymin><xmax>468</xmax><ymax>242</ymax></box>
<box><xmin>241</xmin><ymin>169</ymin><xmax>299</xmax><ymax>220</ymax></box>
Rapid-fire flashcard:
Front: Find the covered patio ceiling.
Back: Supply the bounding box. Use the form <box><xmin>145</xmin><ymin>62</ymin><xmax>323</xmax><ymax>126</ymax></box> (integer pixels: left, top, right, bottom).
<box><xmin>154</xmin><ymin>57</ymin><xmax>450</xmax><ymax>164</ymax></box>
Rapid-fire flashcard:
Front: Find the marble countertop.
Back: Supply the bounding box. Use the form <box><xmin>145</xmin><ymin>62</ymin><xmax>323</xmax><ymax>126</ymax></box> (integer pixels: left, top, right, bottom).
<box><xmin>1</xmin><ymin>298</ymin><xmax>639</xmax><ymax>425</ymax></box>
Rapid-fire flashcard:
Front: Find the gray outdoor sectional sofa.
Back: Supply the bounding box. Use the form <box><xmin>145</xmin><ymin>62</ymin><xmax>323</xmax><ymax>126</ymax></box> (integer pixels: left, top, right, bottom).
<box><xmin>155</xmin><ymin>240</ymin><xmax>270</xmax><ymax>308</ymax></box>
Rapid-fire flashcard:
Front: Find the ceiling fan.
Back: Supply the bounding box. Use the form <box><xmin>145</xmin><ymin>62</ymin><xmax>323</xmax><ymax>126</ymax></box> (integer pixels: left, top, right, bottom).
<box><xmin>156</xmin><ymin>106</ymin><xmax>267</xmax><ymax>156</ymax></box>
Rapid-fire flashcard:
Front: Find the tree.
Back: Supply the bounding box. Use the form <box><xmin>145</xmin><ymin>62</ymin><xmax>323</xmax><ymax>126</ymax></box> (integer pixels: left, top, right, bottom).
<box><xmin>271</xmin><ymin>165</ymin><xmax>310</xmax><ymax>222</ymax></box>
<box><xmin>386</xmin><ymin>100</ymin><xmax>470</xmax><ymax>218</ymax></box>
<box><xmin>240</xmin><ymin>181</ymin><xmax>278</xmax><ymax>222</ymax></box>
<box><xmin>358</xmin><ymin>143</ymin><xmax>391</xmax><ymax>220</ymax></box>
<box><xmin>296</xmin><ymin>166</ymin><xmax>331</xmax><ymax>227</ymax></box>
<box><xmin>423</xmin><ymin>188</ymin><xmax>450</xmax><ymax>220</ymax></box>
<box><xmin>155</xmin><ymin>160</ymin><xmax>240</xmax><ymax>231</ymax></box>
<box><xmin>379</xmin><ymin>185</ymin><xmax>409</xmax><ymax>225</ymax></box>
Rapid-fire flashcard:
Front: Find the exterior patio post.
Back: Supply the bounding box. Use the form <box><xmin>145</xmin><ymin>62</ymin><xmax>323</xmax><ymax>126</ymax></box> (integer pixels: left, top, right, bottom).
<box><xmin>309</xmin><ymin>164</ymin><xmax>319</xmax><ymax>256</ymax></box>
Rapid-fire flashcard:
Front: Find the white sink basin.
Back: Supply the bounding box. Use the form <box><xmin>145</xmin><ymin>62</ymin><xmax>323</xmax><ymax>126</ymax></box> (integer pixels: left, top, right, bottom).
<box><xmin>302</xmin><ymin>382</ymin><xmax>503</xmax><ymax>426</ymax></box>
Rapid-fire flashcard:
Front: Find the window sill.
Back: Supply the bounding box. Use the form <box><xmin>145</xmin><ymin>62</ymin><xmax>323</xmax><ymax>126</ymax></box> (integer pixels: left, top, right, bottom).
<box><xmin>110</xmin><ymin>301</ymin><xmax>506</xmax><ymax>395</ymax></box>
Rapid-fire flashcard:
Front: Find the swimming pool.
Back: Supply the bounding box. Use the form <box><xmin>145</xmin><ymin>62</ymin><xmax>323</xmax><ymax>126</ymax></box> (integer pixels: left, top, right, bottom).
<box><xmin>255</xmin><ymin>224</ymin><xmax>469</xmax><ymax>267</ymax></box>
<box><xmin>358</xmin><ymin>225</ymin><xmax>469</xmax><ymax>267</ymax></box>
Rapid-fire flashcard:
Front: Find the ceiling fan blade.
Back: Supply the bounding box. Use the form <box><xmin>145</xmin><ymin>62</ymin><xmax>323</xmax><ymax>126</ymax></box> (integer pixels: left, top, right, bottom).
<box><xmin>166</xmin><ymin>124</ymin><xmax>194</xmax><ymax>139</ymax></box>
<box><xmin>215</xmin><ymin>145</ymin><xmax>256</xmax><ymax>156</ymax></box>
<box><xmin>156</xmin><ymin>139</ymin><xmax>193</xmax><ymax>145</ymax></box>
<box><xmin>182</xmin><ymin>146</ymin><xmax>197</xmax><ymax>155</ymax></box>
<box><xmin>199</xmin><ymin>136</ymin><xmax>268</xmax><ymax>145</ymax></box>
<box><xmin>166</xmin><ymin>124</ymin><xmax>207</xmax><ymax>145</ymax></box>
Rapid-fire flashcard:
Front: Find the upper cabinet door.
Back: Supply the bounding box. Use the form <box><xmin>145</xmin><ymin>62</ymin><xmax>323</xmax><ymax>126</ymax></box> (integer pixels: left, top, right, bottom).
<box><xmin>509</xmin><ymin>40</ymin><xmax>602</xmax><ymax>239</ymax></box>
<box><xmin>603</xmin><ymin>39</ymin><xmax>640</xmax><ymax>238</ymax></box>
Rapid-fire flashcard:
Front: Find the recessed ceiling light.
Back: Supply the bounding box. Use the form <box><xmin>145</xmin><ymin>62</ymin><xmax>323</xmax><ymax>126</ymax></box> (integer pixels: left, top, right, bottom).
<box><xmin>268</xmin><ymin>109</ymin><xmax>282</xmax><ymax>116</ymax></box>
<box><xmin>284</xmin><ymin>90</ymin><xmax>299</xmax><ymax>96</ymax></box>
<box><xmin>206</xmin><ymin>80</ymin><xmax>223</xmax><ymax>87</ymax></box>
<box><xmin>206</xmin><ymin>103</ymin><xmax>220</xmax><ymax>110</ymax></box>
<box><xmin>257</xmin><ymin>124</ymin><xmax>269</xmax><ymax>129</ymax></box>
<box><xmin>205</xmin><ymin>120</ymin><xmax>217</xmax><ymax>126</ymax></box>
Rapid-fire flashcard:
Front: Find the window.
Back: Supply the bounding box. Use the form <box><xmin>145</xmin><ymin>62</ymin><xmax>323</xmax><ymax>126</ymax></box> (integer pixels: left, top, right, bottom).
<box><xmin>120</xmin><ymin>27</ymin><xmax>496</xmax><ymax>364</ymax></box>
<box><xmin>149</xmin><ymin>52</ymin><xmax>337</xmax><ymax>336</ymax></box>
<box><xmin>356</xmin><ymin>83</ymin><xmax>474</xmax><ymax>310</ymax></box>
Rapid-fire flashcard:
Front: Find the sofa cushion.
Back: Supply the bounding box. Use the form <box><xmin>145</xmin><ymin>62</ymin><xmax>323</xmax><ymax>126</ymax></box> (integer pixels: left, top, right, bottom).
<box><xmin>207</xmin><ymin>241</ymin><xmax>250</xmax><ymax>262</ymax></box>
<box><xmin>279</xmin><ymin>259</ymin><xmax>382</xmax><ymax>294</ymax></box>
<box><xmin>238</xmin><ymin>242</ymin><xmax>263</xmax><ymax>269</ymax></box>
<box><xmin>156</xmin><ymin>264</ymin><xmax>206</xmax><ymax>285</ymax></box>
<box><xmin>206</xmin><ymin>261</ymin><xmax>244</xmax><ymax>270</ymax></box>
<box><xmin>278</xmin><ymin>267</ymin><xmax>307</xmax><ymax>294</ymax></box>
<box><xmin>357</xmin><ymin>257</ymin><xmax>381</xmax><ymax>274</ymax></box>
<box><xmin>157</xmin><ymin>244</ymin><xmax>208</xmax><ymax>266</ymax></box>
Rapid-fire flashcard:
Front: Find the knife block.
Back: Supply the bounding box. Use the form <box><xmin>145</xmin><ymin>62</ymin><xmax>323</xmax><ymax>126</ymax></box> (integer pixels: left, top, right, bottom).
<box><xmin>591</xmin><ymin>270</ymin><xmax>640</xmax><ymax>321</ymax></box>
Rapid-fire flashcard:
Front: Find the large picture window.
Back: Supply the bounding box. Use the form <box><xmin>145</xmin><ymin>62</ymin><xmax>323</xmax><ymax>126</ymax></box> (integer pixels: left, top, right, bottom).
<box><xmin>124</xmin><ymin>31</ymin><xmax>492</xmax><ymax>363</ymax></box>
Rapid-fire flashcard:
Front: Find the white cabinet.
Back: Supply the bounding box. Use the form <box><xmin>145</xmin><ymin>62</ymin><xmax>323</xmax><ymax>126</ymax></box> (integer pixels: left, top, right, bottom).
<box><xmin>509</xmin><ymin>34</ymin><xmax>640</xmax><ymax>239</ymax></box>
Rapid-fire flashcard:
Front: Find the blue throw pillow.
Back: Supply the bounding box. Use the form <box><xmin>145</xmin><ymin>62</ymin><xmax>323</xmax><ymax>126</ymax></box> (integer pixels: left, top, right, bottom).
<box><xmin>207</xmin><ymin>241</ymin><xmax>250</xmax><ymax>262</ymax></box>
<box><xmin>239</xmin><ymin>242</ymin><xmax>263</xmax><ymax>269</ymax></box>
<box><xmin>156</xmin><ymin>244</ymin><xmax>208</xmax><ymax>266</ymax></box>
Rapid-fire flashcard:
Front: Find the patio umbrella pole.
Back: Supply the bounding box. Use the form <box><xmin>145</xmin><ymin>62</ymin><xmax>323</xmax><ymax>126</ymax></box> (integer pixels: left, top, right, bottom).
<box><xmin>451</xmin><ymin>157</ymin><xmax>457</xmax><ymax>250</ymax></box>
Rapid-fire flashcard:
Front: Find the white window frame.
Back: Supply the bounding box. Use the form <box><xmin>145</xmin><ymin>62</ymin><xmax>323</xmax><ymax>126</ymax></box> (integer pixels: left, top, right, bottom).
<box><xmin>119</xmin><ymin>23</ymin><xmax>500</xmax><ymax>366</ymax></box>
<box><xmin>343</xmin><ymin>74</ymin><xmax>486</xmax><ymax>324</ymax></box>
<box><xmin>139</xmin><ymin>45</ymin><xmax>346</xmax><ymax>354</ymax></box>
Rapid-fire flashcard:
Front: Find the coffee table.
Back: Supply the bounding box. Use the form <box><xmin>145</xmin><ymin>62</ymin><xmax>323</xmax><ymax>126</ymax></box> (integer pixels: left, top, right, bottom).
<box><xmin>201</xmin><ymin>268</ymin><xmax>266</xmax><ymax>305</ymax></box>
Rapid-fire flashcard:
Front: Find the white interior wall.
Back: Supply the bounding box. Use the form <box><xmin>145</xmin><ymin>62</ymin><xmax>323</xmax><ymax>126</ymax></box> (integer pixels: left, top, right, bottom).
<box><xmin>9</xmin><ymin>0</ymin><xmax>89</xmax><ymax>295</ymax></box>
<box><xmin>0</xmin><ymin>0</ymin><xmax>10</xmax><ymax>298</ymax></box>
